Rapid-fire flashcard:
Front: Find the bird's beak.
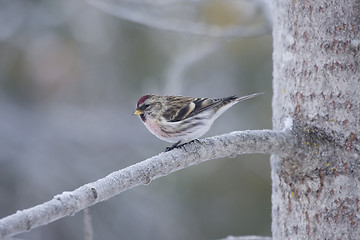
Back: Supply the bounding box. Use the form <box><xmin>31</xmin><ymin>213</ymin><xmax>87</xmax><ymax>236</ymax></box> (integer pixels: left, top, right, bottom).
<box><xmin>133</xmin><ymin>109</ymin><xmax>143</xmax><ymax>115</ymax></box>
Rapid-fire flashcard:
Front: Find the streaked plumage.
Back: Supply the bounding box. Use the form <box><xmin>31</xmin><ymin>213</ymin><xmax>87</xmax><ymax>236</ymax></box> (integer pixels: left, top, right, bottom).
<box><xmin>134</xmin><ymin>93</ymin><xmax>262</xmax><ymax>151</ymax></box>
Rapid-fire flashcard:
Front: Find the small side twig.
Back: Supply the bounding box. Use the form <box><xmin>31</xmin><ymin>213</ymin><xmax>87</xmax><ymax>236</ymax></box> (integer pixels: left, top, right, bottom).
<box><xmin>83</xmin><ymin>208</ymin><xmax>93</xmax><ymax>240</ymax></box>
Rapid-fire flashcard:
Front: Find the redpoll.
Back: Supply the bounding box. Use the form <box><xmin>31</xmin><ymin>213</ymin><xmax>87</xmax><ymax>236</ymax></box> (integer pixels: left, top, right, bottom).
<box><xmin>134</xmin><ymin>93</ymin><xmax>262</xmax><ymax>151</ymax></box>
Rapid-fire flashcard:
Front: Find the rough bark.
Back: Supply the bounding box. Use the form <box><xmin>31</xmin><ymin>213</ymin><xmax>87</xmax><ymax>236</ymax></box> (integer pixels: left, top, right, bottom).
<box><xmin>272</xmin><ymin>0</ymin><xmax>360</xmax><ymax>239</ymax></box>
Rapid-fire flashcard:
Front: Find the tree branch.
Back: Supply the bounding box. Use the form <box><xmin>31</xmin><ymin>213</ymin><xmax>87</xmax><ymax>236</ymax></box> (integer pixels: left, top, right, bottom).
<box><xmin>88</xmin><ymin>0</ymin><xmax>271</xmax><ymax>38</ymax></box>
<box><xmin>0</xmin><ymin>129</ymin><xmax>294</xmax><ymax>239</ymax></box>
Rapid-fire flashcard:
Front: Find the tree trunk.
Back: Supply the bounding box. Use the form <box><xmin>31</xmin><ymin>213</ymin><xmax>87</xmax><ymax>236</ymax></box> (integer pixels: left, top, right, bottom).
<box><xmin>271</xmin><ymin>0</ymin><xmax>360</xmax><ymax>239</ymax></box>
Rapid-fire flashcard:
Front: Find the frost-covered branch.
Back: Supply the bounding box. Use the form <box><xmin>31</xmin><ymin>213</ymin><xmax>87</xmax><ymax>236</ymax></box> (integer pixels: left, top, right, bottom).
<box><xmin>0</xmin><ymin>129</ymin><xmax>294</xmax><ymax>239</ymax></box>
<box><xmin>88</xmin><ymin>0</ymin><xmax>271</xmax><ymax>38</ymax></box>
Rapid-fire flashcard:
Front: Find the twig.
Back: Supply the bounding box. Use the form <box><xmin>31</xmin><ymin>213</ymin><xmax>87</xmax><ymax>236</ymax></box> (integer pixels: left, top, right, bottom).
<box><xmin>0</xmin><ymin>129</ymin><xmax>295</xmax><ymax>239</ymax></box>
<box><xmin>83</xmin><ymin>208</ymin><xmax>93</xmax><ymax>240</ymax></box>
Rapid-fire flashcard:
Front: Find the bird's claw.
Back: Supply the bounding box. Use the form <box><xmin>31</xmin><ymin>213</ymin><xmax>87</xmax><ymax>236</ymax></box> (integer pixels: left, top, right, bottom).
<box><xmin>165</xmin><ymin>146</ymin><xmax>174</xmax><ymax>152</ymax></box>
<box><xmin>164</xmin><ymin>139</ymin><xmax>201</xmax><ymax>152</ymax></box>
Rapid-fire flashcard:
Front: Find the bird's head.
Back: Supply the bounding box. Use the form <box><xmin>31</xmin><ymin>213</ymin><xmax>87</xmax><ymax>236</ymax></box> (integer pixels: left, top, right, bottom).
<box><xmin>134</xmin><ymin>95</ymin><xmax>161</xmax><ymax>121</ymax></box>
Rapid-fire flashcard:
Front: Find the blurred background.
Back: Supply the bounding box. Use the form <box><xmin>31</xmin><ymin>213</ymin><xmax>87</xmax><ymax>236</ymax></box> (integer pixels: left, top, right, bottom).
<box><xmin>0</xmin><ymin>0</ymin><xmax>273</xmax><ymax>239</ymax></box>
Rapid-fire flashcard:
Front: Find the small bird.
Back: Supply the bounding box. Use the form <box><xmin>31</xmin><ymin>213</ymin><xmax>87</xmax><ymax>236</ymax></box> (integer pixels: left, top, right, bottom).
<box><xmin>134</xmin><ymin>93</ymin><xmax>262</xmax><ymax>151</ymax></box>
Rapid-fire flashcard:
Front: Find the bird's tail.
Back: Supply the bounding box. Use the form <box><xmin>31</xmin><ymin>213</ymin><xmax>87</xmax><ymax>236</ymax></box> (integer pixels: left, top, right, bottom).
<box><xmin>236</xmin><ymin>92</ymin><xmax>264</xmax><ymax>102</ymax></box>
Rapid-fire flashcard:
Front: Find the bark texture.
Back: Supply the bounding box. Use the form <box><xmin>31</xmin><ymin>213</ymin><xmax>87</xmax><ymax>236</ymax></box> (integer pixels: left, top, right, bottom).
<box><xmin>272</xmin><ymin>0</ymin><xmax>360</xmax><ymax>239</ymax></box>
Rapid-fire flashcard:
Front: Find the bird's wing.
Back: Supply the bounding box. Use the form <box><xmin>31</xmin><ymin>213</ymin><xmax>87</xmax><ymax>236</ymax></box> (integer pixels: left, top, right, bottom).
<box><xmin>163</xmin><ymin>96</ymin><xmax>226</xmax><ymax>122</ymax></box>
<box><xmin>163</xmin><ymin>93</ymin><xmax>262</xmax><ymax>122</ymax></box>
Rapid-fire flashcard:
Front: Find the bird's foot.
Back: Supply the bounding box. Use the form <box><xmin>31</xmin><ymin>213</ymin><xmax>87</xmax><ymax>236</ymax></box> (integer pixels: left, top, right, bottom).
<box><xmin>190</xmin><ymin>139</ymin><xmax>201</xmax><ymax>144</ymax></box>
<box><xmin>165</xmin><ymin>146</ymin><xmax>175</xmax><ymax>152</ymax></box>
<box><xmin>165</xmin><ymin>139</ymin><xmax>201</xmax><ymax>152</ymax></box>
<box><xmin>165</xmin><ymin>141</ymin><xmax>181</xmax><ymax>152</ymax></box>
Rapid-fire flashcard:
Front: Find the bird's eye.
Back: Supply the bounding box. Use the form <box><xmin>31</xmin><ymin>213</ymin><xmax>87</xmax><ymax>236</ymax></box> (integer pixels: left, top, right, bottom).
<box><xmin>143</xmin><ymin>104</ymin><xmax>150</xmax><ymax>109</ymax></box>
